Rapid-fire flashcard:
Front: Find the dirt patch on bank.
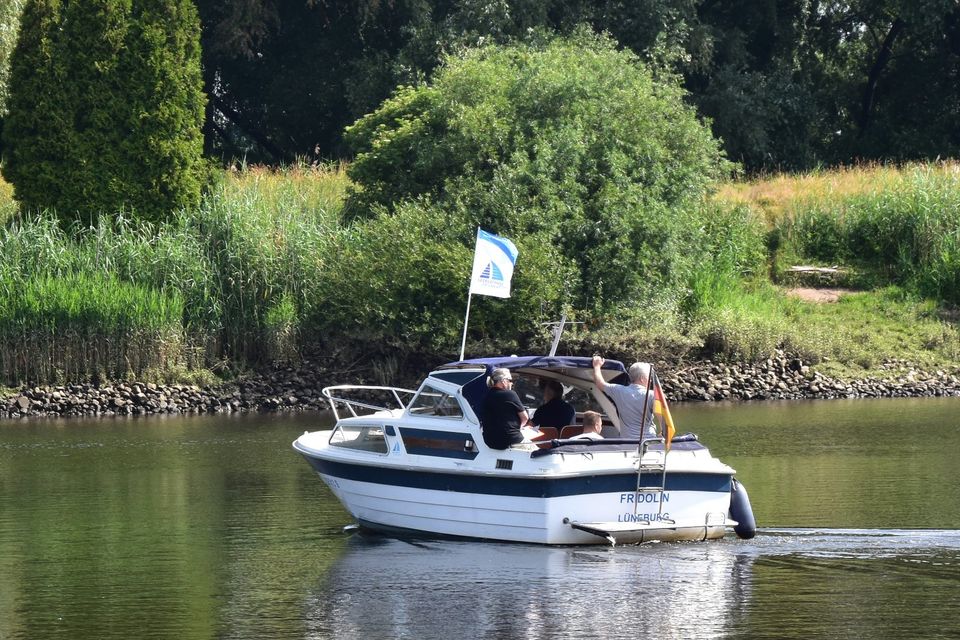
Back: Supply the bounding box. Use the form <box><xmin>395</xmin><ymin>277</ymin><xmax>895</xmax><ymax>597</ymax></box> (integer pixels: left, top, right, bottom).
<box><xmin>785</xmin><ymin>287</ymin><xmax>858</xmax><ymax>303</ymax></box>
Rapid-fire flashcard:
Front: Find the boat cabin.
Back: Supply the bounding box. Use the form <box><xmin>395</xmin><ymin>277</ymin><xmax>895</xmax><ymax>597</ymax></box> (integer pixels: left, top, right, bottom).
<box><xmin>322</xmin><ymin>355</ymin><xmax>661</xmax><ymax>457</ymax></box>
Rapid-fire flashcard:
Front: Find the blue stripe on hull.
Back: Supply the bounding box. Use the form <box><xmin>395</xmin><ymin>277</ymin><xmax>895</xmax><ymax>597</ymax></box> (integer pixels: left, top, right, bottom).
<box><xmin>300</xmin><ymin>455</ymin><xmax>732</xmax><ymax>497</ymax></box>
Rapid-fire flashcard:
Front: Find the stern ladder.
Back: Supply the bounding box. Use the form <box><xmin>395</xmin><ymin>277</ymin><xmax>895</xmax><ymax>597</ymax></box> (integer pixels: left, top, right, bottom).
<box><xmin>632</xmin><ymin>437</ymin><xmax>674</xmax><ymax>524</ymax></box>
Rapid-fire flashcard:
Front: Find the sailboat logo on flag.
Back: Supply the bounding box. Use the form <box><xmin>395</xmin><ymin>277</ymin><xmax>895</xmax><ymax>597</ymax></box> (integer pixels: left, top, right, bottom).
<box><xmin>470</xmin><ymin>229</ymin><xmax>518</xmax><ymax>298</ymax></box>
<box><xmin>479</xmin><ymin>261</ymin><xmax>504</xmax><ymax>282</ymax></box>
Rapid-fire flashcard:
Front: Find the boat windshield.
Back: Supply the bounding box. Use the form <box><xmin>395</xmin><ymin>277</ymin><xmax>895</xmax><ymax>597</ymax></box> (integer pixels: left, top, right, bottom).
<box><xmin>512</xmin><ymin>374</ymin><xmax>604</xmax><ymax>413</ymax></box>
<box><xmin>408</xmin><ymin>383</ymin><xmax>465</xmax><ymax>418</ymax></box>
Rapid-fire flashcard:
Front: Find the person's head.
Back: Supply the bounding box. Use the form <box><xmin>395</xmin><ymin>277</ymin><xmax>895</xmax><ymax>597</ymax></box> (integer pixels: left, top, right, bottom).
<box><xmin>487</xmin><ymin>367</ymin><xmax>513</xmax><ymax>389</ymax></box>
<box><xmin>541</xmin><ymin>379</ymin><xmax>563</xmax><ymax>401</ymax></box>
<box><xmin>583</xmin><ymin>411</ymin><xmax>602</xmax><ymax>433</ymax></box>
<box><xmin>628</xmin><ymin>362</ymin><xmax>651</xmax><ymax>385</ymax></box>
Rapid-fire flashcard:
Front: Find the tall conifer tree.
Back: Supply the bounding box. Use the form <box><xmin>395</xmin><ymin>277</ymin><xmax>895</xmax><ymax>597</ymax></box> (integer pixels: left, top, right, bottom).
<box><xmin>118</xmin><ymin>0</ymin><xmax>206</xmax><ymax>222</ymax></box>
<box><xmin>1</xmin><ymin>0</ymin><xmax>73</xmax><ymax>214</ymax></box>
<box><xmin>2</xmin><ymin>0</ymin><xmax>206</xmax><ymax>224</ymax></box>
<box><xmin>0</xmin><ymin>0</ymin><xmax>26</xmax><ymax>116</ymax></box>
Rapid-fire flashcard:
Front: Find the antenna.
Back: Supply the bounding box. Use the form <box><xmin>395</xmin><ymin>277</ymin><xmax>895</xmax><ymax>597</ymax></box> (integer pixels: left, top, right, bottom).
<box><xmin>542</xmin><ymin>313</ymin><xmax>583</xmax><ymax>357</ymax></box>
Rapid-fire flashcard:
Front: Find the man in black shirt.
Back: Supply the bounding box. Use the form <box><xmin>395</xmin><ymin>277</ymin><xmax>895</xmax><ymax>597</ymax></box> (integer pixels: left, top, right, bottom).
<box><xmin>531</xmin><ymin>379</ymin><xmax>575</xmax><ymax>430</ymax></box>
<box><xmin>481</xmin><ymin>368</ymin><xmax>529</xmax><ymax>450</ymax></box>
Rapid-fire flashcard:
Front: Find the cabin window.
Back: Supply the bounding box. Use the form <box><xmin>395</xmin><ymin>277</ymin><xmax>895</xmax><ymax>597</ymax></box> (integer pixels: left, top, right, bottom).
<box><xmin>564</xmin><ymin>385</ymin><xmax>603</xmax><ymax>413</ymax></box>
<box><xmin>408</xmin><ymin>384</ymin><xmax>464</xmax><ymax>418</ymax></box>
<box><xmin>328</xmin><ymin>425</ymin><xmax>389</xmax><ymax>454</ymax></box>
<box><xmin>399</xmin><ymin>427</ymin><xmax>479</xmax><ymax>460</ymax></box>
<box><xmin>512</xmin><ymin>375</ymin><xmax>543</xmax><ymax>406</ymax></box>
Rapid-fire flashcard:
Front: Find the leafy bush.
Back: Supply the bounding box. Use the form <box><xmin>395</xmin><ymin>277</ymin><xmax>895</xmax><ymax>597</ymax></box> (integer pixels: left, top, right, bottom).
<box><xmin>344</xmin><ymin>31</ymin><xmax>730</xmax><ymax>319</ymax></box>
<box><xmin>310</xmin><ymin>200</ymin><xmax>574</xmax><ymax>359</ymax></box>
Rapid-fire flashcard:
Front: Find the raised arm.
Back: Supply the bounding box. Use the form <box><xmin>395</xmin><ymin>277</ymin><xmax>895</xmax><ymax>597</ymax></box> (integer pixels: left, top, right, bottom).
<box><xmin>591</xmin><ymin>355</ymin><xmax>611</xmax><ymax>391</ymax></box>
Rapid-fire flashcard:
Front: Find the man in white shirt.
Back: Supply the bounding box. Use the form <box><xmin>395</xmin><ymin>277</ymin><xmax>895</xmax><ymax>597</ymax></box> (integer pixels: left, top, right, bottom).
<box><xmin>591</xmin><ymin>355</ymin><xmax>656</xmax><ymax>439</ymax></box>
<box><xmin>571</xmin><ymin>410</ymin><xmax>604</xmax><ymax>440</ymax></box>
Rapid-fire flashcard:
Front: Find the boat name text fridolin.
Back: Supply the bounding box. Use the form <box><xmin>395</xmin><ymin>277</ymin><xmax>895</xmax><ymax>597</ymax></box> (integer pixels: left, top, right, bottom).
<box><xmin>619</xmin><ymin>492</ymin><xmax>670</xmax><ymax>504</ymax></box>
<box><xmin>617</xmin><ymin>492</ymin><xmax>671</xmax><ymax>522</ymax></box>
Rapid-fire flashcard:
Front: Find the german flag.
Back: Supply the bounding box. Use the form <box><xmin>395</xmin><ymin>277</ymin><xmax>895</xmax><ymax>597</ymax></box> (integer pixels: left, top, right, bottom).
<box><xmin>651</xmin><ymin>370</ymin><xmax>676</xmax><ymax>450</ymax></box>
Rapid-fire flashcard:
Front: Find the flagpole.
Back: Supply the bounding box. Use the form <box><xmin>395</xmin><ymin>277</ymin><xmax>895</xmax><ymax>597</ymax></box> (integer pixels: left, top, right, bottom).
<box><xmin>652</xmin><ymin>369</ymin><xmax>671</xmax><ymax>519</ymax></box>
<box><xmin>459</xmin><ymin>292</ymin><xmax>472</xmax><ymax>361</ymax></box>
<box><xmin>459</xmin><ymin>227</ymin><xmax>481</xmax><ymax>361</ymax></box>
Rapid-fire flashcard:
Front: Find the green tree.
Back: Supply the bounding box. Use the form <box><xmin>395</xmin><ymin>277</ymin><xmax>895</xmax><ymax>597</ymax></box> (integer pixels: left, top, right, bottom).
<box><xmin>0</xmin><ymin>0</ymin><xmax>25</xmax><ymax>116</ymax></box>
<box><xmin>691</xmin><ymin>0</ymin><xmax>960</xmax><ymax>169</ymax></box>
<box><xmin>113</xmin><ymin>0</ymin><xmax>207</xmax><ymax>222</ymax></box>
<box><xmin>194</xmin><ymin>0</ymin><xmax>706</xmax><ymax>162</ymax></box>
<box><xmin>344</xmin><ymin>32</ymin><xmax>729</xmax><ymax>318</ymax></box>
<box><xmin>2</xmin><ymin>0</ymin><xmax>206</xmax><ymax>224</ymax></box>
<box><xmin>192</xmin><ymin>1</ymin><xmax>960</xmax><ymax>170</ymax></box>
<box><xmin>1</xmin><ymin>0</ymin><xmax>71</xmax><ymax>214</ymax></box>
<box><xmin>823</xmin><ymin>0</ymin><xmax>960</xmax><ymax>161</ymax></box>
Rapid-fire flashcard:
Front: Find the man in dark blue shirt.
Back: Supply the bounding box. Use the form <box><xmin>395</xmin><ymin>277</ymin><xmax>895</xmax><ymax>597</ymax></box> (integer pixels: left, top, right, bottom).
<box><xmin>531</xmin><ymin>379</ymin><xmax>575</xmax><ymax>430</ymax></box>
<box><xmin>482</xmin><ymin>368</ymin><xmax>529</xmax><ymax>449</ymax></box>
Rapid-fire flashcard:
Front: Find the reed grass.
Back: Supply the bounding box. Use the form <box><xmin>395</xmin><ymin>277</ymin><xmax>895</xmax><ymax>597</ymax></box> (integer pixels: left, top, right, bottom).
<box><xmin>775</xmin><ymin>166</ymin><xmax>960</xmax><ymax>302</ymax></box>
<box><xmin>0</xmin><ymin>164</ymin><xmax>348</xmax><ymax>384</ymax></box>
<box><xmin>0</xmin><ymin>160</ymin><xmax>957</xmax><ymax>385</ymax></box>
<box><xmin>714</xmin><ymin>161</ymin><xmax>959</xmax><ymax>225</ymax></box>
<box><xmin>0</xmin><ymin>272</ymin><xmax>184</xmax><ymax>384</ymax></box>
<box><xmin>221</xmin><ymin>161</ymin><xmax>351</xmax><ymax>215</ymax></box>
<box><xmin>189</xmin><ymin>163</ymin><xmax>344</xmax><ymax>360</ymax></box>
<box><xmin>701</xmin><ymin>164</ymin><xmax>960</xmax><ymax>366</ymax></box>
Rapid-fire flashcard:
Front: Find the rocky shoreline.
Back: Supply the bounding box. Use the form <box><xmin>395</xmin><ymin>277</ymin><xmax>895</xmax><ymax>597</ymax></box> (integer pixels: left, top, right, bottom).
<box><xmin>2</xmin><ymin>351</ymin><xmax>959</xmax><ymax>420</ymax></box>
<box><xmin>657</xmin><ymin>352</ymin><xmax>960</xmax><ymax>401</ymax></box>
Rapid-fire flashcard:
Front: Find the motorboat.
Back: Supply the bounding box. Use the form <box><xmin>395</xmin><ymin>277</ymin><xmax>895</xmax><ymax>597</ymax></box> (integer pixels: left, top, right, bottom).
<box><xmin>293</xmin><ymin>355</ymin><xmax>756</xmax><ymax>545</ymax></box>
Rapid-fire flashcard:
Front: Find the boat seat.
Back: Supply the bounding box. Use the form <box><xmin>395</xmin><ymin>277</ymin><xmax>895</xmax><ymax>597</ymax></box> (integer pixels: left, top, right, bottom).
<box><xmin>531</xmin><ymin>427</ymin><xmax>559</xmax><ymax>441</ymax></box>
<box><xmin>559</xmin><ymin>425</ymin><xmax>583</xmax><ymax>438</ymax></box>
<box><xmin>529</xmin><ymin>427</ymin><xmax>557</xmax><ymax>449</ymax></box>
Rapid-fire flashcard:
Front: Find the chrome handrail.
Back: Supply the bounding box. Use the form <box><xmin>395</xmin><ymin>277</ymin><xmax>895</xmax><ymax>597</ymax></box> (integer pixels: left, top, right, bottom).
<box><xmin>322</xmin><ymin>385</ymin><xmax>418</xmax><ymax>422</ymax></box>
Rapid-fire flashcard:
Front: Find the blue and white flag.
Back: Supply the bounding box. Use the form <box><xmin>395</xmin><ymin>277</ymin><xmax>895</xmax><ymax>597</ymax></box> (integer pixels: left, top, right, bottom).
<box><xmin>469</xmin><ymin>229</ymin><xmax>518</xmax><ymax>298</ymax></box>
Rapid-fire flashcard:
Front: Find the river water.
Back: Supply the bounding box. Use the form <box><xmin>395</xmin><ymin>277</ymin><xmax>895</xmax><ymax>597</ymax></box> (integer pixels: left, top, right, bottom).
<box><xmin>0</xmin><ymin>397</ymin><xmax>958</xmax><ymax>639</ymax></box>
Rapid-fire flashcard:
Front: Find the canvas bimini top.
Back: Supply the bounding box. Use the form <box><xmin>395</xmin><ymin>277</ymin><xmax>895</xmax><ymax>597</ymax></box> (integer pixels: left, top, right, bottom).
<box><xmin>437</xmin><ymin>355</ymin><xmax>627</xmax><ymax>375</ymax></box>
<box><xmin>434</xmin><ymin>355</ymin><xmax>631</xmax><ymax>425</ymax></box>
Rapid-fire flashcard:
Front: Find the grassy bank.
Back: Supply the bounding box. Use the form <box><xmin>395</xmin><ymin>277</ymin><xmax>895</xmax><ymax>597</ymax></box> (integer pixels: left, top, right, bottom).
<box><xmin>701</xmin><ymin>162</ymin><xmax>960</xmax><ymax>376</ymax></box>
<box><xmin>0</xmin><ymin>163</ymin><xmax>957</xmax><ymax>386</ymax></box>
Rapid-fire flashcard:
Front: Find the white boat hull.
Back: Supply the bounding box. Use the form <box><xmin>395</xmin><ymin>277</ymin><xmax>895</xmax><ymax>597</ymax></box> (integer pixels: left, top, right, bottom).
<box><xmin>307</xmin><ymin>458</ymin><xmax>733</xmax><ymax>545</ymax></box>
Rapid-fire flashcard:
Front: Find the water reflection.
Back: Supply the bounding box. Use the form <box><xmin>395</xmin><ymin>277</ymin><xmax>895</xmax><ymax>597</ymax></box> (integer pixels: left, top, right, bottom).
<box><xmin>303</xmin><ymin>529</ymin><xmax>960</xmax><ymax>640</ymax></box>
<box><xmin>304</xmin><ymin>533</ymin><xmax>755</xmax><ymax>640</ymax></box>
